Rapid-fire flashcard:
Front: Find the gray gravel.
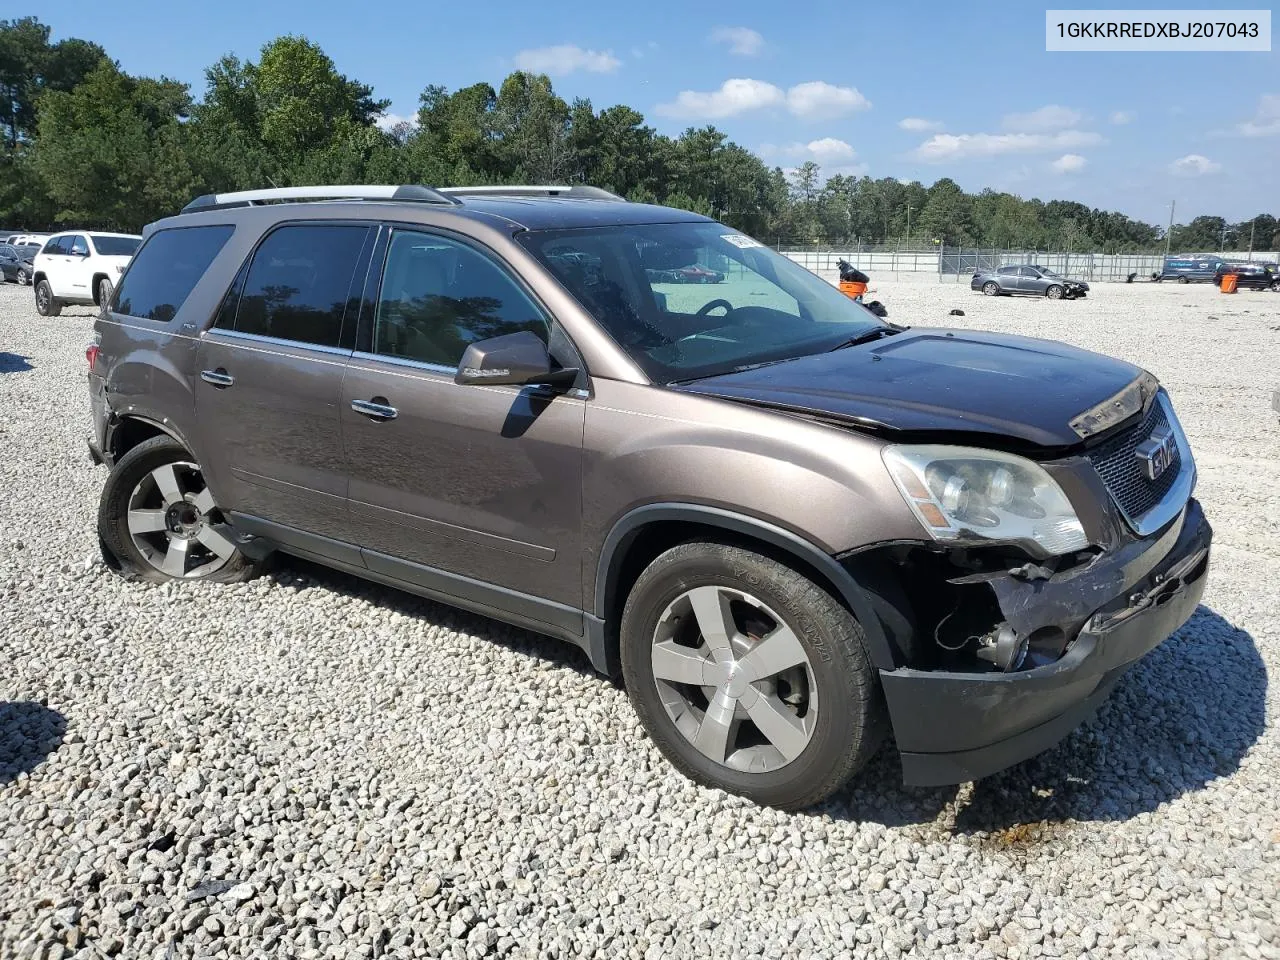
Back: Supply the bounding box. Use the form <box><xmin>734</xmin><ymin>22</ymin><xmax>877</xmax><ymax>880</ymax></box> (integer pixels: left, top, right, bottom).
<box><xmin>2</xmin><ymin>279</ymin><xmax>1278</xmax><ymax>960</ymax></box>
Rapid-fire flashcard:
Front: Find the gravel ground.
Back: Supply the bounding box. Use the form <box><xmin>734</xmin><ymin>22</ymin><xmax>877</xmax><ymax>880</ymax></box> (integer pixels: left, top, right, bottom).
<box><xmin>1</xmin><ymin>278</ymin><xmax>1277</xmax><ymax>960</ymax></box>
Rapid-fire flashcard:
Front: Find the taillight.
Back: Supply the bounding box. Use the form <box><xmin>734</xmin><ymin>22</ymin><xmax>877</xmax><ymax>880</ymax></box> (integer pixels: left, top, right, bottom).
<box><xmin>86</xmin><ymin>343</ymin><xmax>100</xmax><ymax>369</ymax></box>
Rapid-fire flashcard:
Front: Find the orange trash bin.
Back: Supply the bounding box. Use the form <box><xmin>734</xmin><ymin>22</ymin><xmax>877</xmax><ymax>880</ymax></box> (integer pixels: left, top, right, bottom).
<box><xmin>1220</xmin><ymin>273</ymin><xmax>1238</xmax><ymax>293</ymax></box>
<box><xmin>839</xmin><ymin>280</ymin><xmax>868</xmax><ymax>299</ymax></box>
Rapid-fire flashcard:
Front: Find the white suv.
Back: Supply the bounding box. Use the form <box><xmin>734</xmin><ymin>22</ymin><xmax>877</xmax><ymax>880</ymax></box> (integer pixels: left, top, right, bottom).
<box><xmin>33</xmin><ymin>230</ymin><xmax>141</xmax><ymax>317</ymax></box>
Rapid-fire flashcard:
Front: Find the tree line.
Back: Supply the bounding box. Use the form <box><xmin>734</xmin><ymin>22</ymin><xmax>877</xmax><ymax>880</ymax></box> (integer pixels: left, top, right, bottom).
<box><xmin>2</xmin><ymin>17</ymin><xmax>1276</xmax><ymax>253</ymax></box>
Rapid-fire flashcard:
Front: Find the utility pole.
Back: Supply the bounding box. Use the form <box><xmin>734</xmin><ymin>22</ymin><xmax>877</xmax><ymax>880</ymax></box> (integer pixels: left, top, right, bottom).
<box><xmin>1248</xmin><ymin>219</ymin><xmax>1256</xmax><ymax>260</ymax></box>
<box><xmin>1164</xmin><ymin>200</ymin><xmax>1176</xmax><ymax>259</ymax></box>
<box><xmin>906</xmin><ymin>202</ymin><xmax>912</xmax><ymax>251</ymax></box>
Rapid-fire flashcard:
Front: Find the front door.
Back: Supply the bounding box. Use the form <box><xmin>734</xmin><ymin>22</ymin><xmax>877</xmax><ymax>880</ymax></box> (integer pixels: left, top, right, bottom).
<box><xmin>195</xmin><ymin>222</ymin><xmax>373</xmax><ymax>554</ymax></box>
<box><xmin>65</xmin><ymin>234</ymin><xmax>94</xmax><ymax>301</ymax></box>
<box><xmin>340</xmin><ymin>227</ymin><xmax>586</xmax><ymax>611</ymax></box>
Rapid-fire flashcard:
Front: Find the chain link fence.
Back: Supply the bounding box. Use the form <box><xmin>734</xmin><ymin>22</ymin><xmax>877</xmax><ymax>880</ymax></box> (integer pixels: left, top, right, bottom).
<box><xmin>777</xmin><ymin>243</ymin><xmax>1280</xmax><ymax>283</ymax></box>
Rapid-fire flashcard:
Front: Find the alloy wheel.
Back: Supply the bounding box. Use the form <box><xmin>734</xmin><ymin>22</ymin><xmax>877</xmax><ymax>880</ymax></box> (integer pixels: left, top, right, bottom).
<box><xmin>125</xmin><ymin>462</ymin><xmax>237</xmax><ymax>578</ymax></box>
<box><xmin>17</xmin><ymin>269</ymin><xmax>30</xmax><ymax>286</ymax></box>
<box><xmin>650</xmin><ymin>585</ymin><xmax>817</xmax><ymax>773</ymax></box>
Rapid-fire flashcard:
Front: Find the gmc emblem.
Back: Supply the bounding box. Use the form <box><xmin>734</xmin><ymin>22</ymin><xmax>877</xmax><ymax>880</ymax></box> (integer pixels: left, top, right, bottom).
<box><xmin>1135</xmin><ymin>425</ymin><xmax>1177</xmax><ymax>481</ymax></box>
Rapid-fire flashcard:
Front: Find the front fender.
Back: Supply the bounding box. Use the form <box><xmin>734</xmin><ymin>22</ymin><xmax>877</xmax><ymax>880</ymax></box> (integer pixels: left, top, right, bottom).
<box><xmin>593</xmin><ymin>502</ymin><xmax>901</xmax><ymax>671</ymax></box>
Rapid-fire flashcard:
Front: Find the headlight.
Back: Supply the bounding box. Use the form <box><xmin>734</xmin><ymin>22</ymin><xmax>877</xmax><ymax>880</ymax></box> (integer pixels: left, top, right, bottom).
<box><xmin>882</xmin><ymin>445</ymin><xmax>1088</xmax><ymax>555</ymax></box>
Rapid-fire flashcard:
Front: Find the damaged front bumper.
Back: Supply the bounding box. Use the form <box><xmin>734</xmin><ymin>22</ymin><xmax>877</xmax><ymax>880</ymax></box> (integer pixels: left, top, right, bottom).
<box><xmin>880</xmin><ymin>498</ymin><xmax>1211</xmax><ymax>786</ymax></box>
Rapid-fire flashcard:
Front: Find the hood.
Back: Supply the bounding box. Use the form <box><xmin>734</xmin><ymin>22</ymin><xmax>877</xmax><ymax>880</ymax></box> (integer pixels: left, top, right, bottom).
<box><xmin>675</xmin><ymin>328</ymin><xmax>1143</xmax><ymax>449</ymax></box>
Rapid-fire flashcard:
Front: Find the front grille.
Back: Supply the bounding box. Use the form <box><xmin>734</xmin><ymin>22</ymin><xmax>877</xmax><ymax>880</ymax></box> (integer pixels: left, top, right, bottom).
<box><xmin>1087</xmin><ymin>400</ymin><xmax>1183</xmax><ymax>522</ymax></box>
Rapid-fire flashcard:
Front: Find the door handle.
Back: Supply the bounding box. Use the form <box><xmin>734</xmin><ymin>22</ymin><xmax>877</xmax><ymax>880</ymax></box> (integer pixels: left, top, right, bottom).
<box><xmin>351</xmin><ymin>397</ymin><xmax>398</xmax><ymax>421</ymax></box>
<box><xmin>200</xmin><ymin>368</ymin><xmax>234</xmax><ymax>388</ymax></box>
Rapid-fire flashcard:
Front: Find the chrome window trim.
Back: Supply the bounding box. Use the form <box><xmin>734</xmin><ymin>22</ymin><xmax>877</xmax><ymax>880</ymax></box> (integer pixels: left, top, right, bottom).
<box><xmin>202</xmin><ymin>326</ymin><xmax>353</xmax><ymax>357</ymax></box>
<box><xmin>352</xmin><ymin>349</ymin><xmax>455</xmax><ymax>375</ymax></box>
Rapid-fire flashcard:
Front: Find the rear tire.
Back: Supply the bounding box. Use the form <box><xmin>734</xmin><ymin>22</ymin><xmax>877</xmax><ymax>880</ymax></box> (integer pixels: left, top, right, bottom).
<box><xmin>1178</xmin><ymin>276</ymin><xmax>1190</xmax><ymax>284</ymax></box>
<box><xmin>98</xmin><ymin>435</ymin><xmax>260</xmax><ymax>584</ymax></box>
<box><xmin>35</xmin><ymin>280</ymin><xmax>61</xmax><ymax>316</ymax></box>
<box><xmin>620</xmin><ymin>542</ymin><xmax>886</xmax><ymax>810</ymax></box>
<box><xmin>982</xmin><ymin>281</ymin><xmax>1000</xmax><ymax>296</ymax></box>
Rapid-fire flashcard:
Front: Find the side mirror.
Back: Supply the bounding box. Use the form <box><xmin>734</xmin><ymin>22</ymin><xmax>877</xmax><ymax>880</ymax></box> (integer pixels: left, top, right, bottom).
<box><xmin>454</xmin><ymin>331</ymin><xmax>578</xmax><ymax>389</ymax></box>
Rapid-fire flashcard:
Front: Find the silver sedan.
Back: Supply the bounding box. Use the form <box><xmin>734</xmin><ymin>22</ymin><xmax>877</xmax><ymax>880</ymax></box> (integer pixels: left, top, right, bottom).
<box><xmin>971</xmin><ymin>264</ymin><xmax>1090</xmax><ymax>299</ymax></box>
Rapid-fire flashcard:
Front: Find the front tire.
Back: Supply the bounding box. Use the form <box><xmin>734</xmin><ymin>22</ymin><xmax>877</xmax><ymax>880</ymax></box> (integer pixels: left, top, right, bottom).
<box><xmin>97</xmin><ymin>277</ymin><xmax>113</xmax><ymax>309</ymax></box>
<box><xmin>1045</xmin><ymin>284</ymin><xmax>1064</xmax><ymax>299</ymax></box>
<box><xmin>1178</xmin><ymin>276</ymin><xmax>1190</xmax><ymax>284</ymax></box>
<box><xmin>16</xmin><ymin>268</ymin><xmax>30</xmax><ymax>286</ymax></box>
<box><xmin>620</xmin><ymin>542</ymin><xmax>886</xmax><ymax>809</ymax></box>
<box><xmin>34</xmin><ymin>280</ymin><xmax>61</xmax><ymax>316</ymax></box>
<box><xmin>98</xmin><ymin>435</ymin><xmax>259</xmax><ymax>584</ymax></box>
<box><xmin>982</xmin><ymin>281</ymin><xmax>1000</xmax><ymax>296</ymax></box>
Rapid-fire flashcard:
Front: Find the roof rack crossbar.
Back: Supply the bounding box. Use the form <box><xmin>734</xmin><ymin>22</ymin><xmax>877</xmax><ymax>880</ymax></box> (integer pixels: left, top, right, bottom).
<box><xmin>439</xmin><ymin>185</ymin><xmax>623</xmax><ymax>201</ymax></box>
<box><xmin>181</xmin><ymin>184</ymin><xmax>460</xmax><ymax>214</ymax></box>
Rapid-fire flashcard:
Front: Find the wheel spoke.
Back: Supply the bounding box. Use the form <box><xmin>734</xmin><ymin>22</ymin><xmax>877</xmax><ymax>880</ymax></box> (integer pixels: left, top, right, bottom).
<box><xmin>651</xmin><ymin>640</ymin><xmax>711</xmax><ymax>686</ymax></box>
<box><xmin>160</xmin><ymin>537</ymin><xmax>190</xmax><ymax>577</ymax></box>
<box><xmin>739</xmin><ymin>623</ymin><xmax>808</xmax><ymax>681</ymax></box>
<box><xmin>195</xmin><ymin>525</ymin><xmax>237</xmax><ymax>561</ymax></box>
<box><xmin>190</xmin><ymin>486</ymin><xmax>217</xmax><ymax>514</ymax></box>
<box><xmin>127</xmin><ymin>509</ymin><xmax>167</xmax><ymax>535</ymax></box>
<box><xmin>745</xmin><ymin>692</ymin><xmax>810</xmax><ymax>763</ymax></box>
<box><xmin>150</xmin><ymin>464</ymin><xmax>183</xmax><ymax>506</ymax></box>
<box><xmin>687</xmin><ymin>586</ymin><xmax>735</xmax><ymax>657</ymax></box>
<box><xmin>693</xmin><ymin>686</ymin><xmax>738</xmax><ymax>763</ymax></box>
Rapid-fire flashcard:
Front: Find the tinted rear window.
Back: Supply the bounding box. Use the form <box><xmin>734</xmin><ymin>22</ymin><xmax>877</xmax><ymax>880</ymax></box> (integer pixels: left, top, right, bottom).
<box><xmin>91</xmin><ymin>235</ymin><xmax>141</xmax><ymax>256</ymax></box>
<box><xmin>230</xmin><ymin>224</ymin><xmax>369</xmax><ymax>348</ymax></box>
<box><xmin>113</xmin><ymin>225</ymin><xmax>235</xmax><ymax>322</ymax></box>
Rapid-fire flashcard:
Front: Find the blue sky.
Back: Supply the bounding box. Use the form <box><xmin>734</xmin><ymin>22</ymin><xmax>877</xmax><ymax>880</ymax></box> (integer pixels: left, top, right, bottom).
<box><xmin>28</xmin><ymin>0</ymin><xmax>1279</xmax><ymax>225</ymax></box>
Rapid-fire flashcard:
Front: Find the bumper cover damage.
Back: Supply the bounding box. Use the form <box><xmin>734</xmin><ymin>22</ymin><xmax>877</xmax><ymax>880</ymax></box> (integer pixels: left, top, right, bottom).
<box><xmin>881</xmin><ymin>498</ymin><xmax>1212</xmax><ymax>786</ymax></box>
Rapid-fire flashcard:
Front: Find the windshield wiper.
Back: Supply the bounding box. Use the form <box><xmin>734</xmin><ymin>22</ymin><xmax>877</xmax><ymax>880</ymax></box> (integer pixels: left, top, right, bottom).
<box><xmin>827</xmin><ymin>325</ymin><xmax>901</xmax><ymax>351</ymax></box>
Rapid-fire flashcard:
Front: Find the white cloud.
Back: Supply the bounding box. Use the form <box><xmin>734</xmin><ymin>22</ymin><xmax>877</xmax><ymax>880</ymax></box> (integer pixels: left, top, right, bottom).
<box><xmin>710</xmin><ymin>26</ymin><xmax>764</xmax><ymax>56</ymax></box>
<box><xmin>375</xmin><ymin>112</ymin><xmax>418</xmax><ymax>133</ymax></box>
<box><xmin>1236</xmin><ymin>93</ymin><xmax>1280</xmax><ymax>136</ymax></box>
<box><xmin>1109</xmin><ymin>110</ymin><xmax>1134</xmax><ymax>125</ymax></box>
<box><xmin>1169</xmin><ymin>154</ymin><xmax>1221</xmax><ymax>176</ymax></box>
<box><xmin>657</xmin><ymin>79</ymin><xmax>869</xmax><ymax>120</ymax></box>
<box><xmin>1002</xmin><ymin>105</ymin><xmax>1084</xmax><ymax>132</ymax></box>
<box><xmin>898</xmin><ymin>117</ymin><xmax>942</xmax><ymax>132</ymax></box>
<box><xmin>802</xmin><ymin>137</ymin><xmax>857</xmax><ymax>162</ymax></box>
<box><xmin>785</xmin><ymin>81</ymin><xmax>870</xmax><ymax>119</ymax></box>
<box><xmin>758</xmin><ymin>139</ymin><xmax>866</xmax><ymax>176</ymax></box>
<box><xmin>913</xmin><ymin>130</ymin><xmax>1102</xmax><ymax>162</ymax></box>
<box><xmin>656</xmin><ymin>78</ymin><xmax>784</xmax><ymax>118</ymax></box>
<box><xmin>513</xmin><ymin>44</ymin><xmax>620</xmax><ymax>76</ymax></box>
<box><xmin>1051</xmin><ymin>153</ymin><xmax>1088</xmax><ymax>174</ymax></box>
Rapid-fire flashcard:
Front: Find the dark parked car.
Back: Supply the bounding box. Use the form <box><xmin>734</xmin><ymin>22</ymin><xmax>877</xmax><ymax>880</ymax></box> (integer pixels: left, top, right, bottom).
<box><xmin>970</xmin><ymin>264</ymin><xmax>1089</xmax><ymax>299</ymax></box>
<box><xmin>0</xmin><ymin>242</ymin><xmax>38</xmax><ymax>285</ymax></box>
<box><xmin>1155</xmin><ymin>257</ymin><xmax>1223</xmax><ymax>283</ymax></box>
<box><xmin>1215</xmin><ymin>262</ymin><xmax>1280</xmax><ymax>291</ymax></box>
<box><xmin>87</xmin><ymin>184</ymin><xmax>1210</xmax><ymax>809</ymax></box>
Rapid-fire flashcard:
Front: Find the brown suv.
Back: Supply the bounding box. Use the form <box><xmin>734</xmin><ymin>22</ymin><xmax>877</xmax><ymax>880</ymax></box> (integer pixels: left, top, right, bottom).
<box><xmin>87</xmin><ymin>185</ymin><xmax>1211</xmax><ymax>808</ymax></box>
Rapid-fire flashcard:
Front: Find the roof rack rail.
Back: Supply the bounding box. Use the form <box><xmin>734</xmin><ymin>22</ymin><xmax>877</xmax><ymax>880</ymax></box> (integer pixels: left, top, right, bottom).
<box><xmin>439</xmin><ymin>185</ymin><xmax>623</xmax><ymax>201</ymax></box>
<box><xmin>180</xmin><ymin>184</ymin><xmax>460</xmax><ymax>214</ymax></box>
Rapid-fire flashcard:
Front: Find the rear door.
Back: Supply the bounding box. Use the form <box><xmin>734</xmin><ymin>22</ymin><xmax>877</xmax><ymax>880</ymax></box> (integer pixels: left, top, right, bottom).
<box><xmin>44</xmin><ymin>236</ymin><xmax>74</xmax><ymax>296</ymax></box>
<box><xmin>195</xmin><ymin>221</ymin><xmax>374</xmax><ymax>555</ymax></box>
<box><xmin>339</xmin><ymin>226</ymin><xmax>587</xmax><ymax>611</ymax></box>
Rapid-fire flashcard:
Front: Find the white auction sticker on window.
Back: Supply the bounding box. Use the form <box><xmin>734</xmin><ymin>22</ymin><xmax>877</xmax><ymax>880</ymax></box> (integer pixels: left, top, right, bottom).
<box><xmin>722</xmin><ymin>233</ymin><xmax>763</xmax><ymax>249</ymax></box>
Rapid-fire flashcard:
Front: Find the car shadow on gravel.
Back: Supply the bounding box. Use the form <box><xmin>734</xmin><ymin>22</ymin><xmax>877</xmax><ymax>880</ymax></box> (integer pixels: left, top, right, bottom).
<box><xmin>823</xmin><ymin>605</ymin><xmax>1266</xmax><ymax>832</ymax></box>
<box><xmin>274</xmin><ymin>557</ymin><xmax>600</xmax><ymax>679</ymax></box>
<box><xmin>0</xmin><ymin>351</ymin><xmax>33</xmax><ymax>373</ymax></box>
<box><xmin>0</xmin><ymin>701</ymin><xmax>67</xmax><ymax>784</ymax></box>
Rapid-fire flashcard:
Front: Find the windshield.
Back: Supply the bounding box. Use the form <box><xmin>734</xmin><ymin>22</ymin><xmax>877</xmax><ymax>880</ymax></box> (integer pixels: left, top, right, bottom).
<box><xmin>519</xmin><ymin>221</ymin><xmax>883</xmax><ymax>383</ymax></box>
<box><xmin>91</xmin><ymin>235</ymin><xmax>141</xmax><ymax>256</ymax></box>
